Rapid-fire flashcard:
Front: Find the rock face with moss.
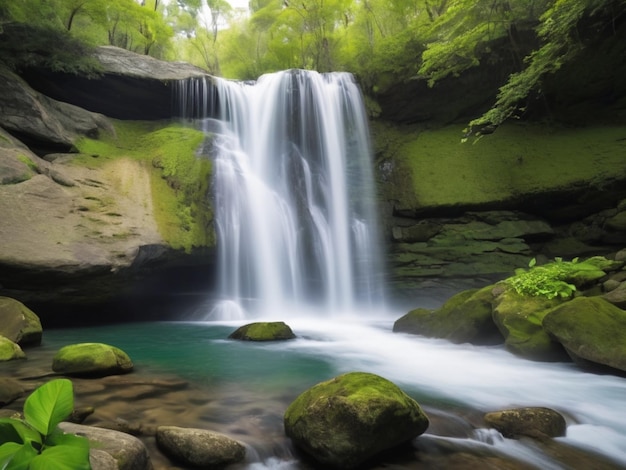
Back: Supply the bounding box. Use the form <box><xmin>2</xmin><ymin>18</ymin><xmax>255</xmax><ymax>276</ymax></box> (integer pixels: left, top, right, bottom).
<box><xmin>228</xmin><ymin>322</ymin><xmax>296</xmax><ymax>341</ymax></box>
<box><xmin>52</xmin><ymin>343</ymin><xmax>134</xmax><ymax>377</ymax></box>
<box><xmin>484</xmin><ymin>407</ymin><xmax>566</xmax><ymax>439</ymax></box>
<box><xmin>543</xmin><ymin>297</ymin><xmax>626</xmax><ymax>372</ymax></box>
<box><xmin>393</xmin><ymin>285</ymin><xmax>501</xmax><ymax>345</ymax></box>
<box><xmin>284</xmin><ymin>371</ymin><xmax>429</xmax><ymax>469</ymax></box>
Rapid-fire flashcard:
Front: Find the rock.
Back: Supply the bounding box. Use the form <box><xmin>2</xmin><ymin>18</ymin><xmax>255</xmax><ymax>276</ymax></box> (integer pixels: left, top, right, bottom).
<box><xmin>393</xmin><ymin>285</ymin><xmax>502</xmax><ymax>345</ymax></box>
<box><xmin>59</xmin><ymin>422</ymin><xmax>151</xmax><ymax>470</ymax></box>
<box><xmin>0</xmin><ymin>377</ymin><xmax>25</xmax><ymax>405</ymax></box>
<box><xmin>484</xmin><ymin>407</ymin><xmax>567</xmax><ymax>439</ymax></box>
<box><xmin>601</xmin><ymin>280</ymin><xmax>626</xmax><ymax>309</ymax></box>
<box><xmin>0</xmin><ymin>336</ymin><xmax>26</xmax><ymax>361</ymax></box>
<box><xmin>0</xmin><ymin>296</ymin><xmax>42</xmax><ymax>346</ymax></box>
<box><xmin>491</xmin><ymin>286</ymin><xmax>569</xmax><ymax>361</ymax></box>
<box><xmin>52</xmin><ymin>343</ymin><xmax>134</xmax><ymax>377</ymax></box>
<box><xmin>284</xmin><ymin>371</ymin><xmax>429</xmax><ymax>469</ymax></box>
<box><xmin>0</xmin><ymin>65</ymin><xmax>112</xmax><ymax>154</ymax></box>
<box><xmin>228</xmin><ymin>321</ymin><xmax>296</xmax><ymax>341</ymax></box>
<box><xmin>606</xmin><ymin>211</ymin><xmax>626</xmax><ymax>232</ymax></box>
<box><xmin>24</xmin><ymin>46</ymin><xmax>212</xmax><ymax>120</ymax></box>
<box><xmin>156</xmin><ymin>425</ymin><xmax>245</xmax><ymax>468</ymax></box>
<box><xmin>543</xmin><ymin>296</ymin><xmax>626</xmax><ymax>373</ymax></box>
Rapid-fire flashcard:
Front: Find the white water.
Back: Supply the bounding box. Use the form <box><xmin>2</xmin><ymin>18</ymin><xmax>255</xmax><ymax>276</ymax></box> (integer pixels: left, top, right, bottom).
<box><xmin>177</xmin><ymin>70</ymin><xmax>384</xmax><ymax>319</ymax></box>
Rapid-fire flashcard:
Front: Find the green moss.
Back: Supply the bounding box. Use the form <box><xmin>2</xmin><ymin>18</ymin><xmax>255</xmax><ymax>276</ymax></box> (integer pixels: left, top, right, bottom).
<box><xmin>376</xmin><ymin>122</ymin><xmax>626</xmax><ymax>208</ymax></box>
<box><xmin>52</xmin><ymin>343</ymin><xmax>133</xmax><ymax>376</ymax></box>
<box><xmin>229</xmin><ymin>321</ymin><xmax>296</xmax><ymax>341</ymax></box>
<box><xmin>75</xmin><ymin>120</ymin><xmax>215</xmax><ymax>252</ymax></box>
<box><xmin>0</xmin><ymin>336</ymin><xmax>26</xmax><ymax>361</ymax></box>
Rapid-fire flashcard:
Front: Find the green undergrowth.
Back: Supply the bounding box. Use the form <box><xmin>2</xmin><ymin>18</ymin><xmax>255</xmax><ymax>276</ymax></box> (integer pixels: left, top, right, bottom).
<box><xmin>75</xmin><ymin>120</ymin><xmax>214</xmax><ymax>252</ymax></box>
<box><xmin>375</xmin><ymin>122</ymin><xmax>626</xmax><ymax>208</ymax></box>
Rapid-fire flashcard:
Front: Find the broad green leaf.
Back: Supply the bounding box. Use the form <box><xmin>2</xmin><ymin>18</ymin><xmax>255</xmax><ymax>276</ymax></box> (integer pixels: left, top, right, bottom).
<box><xmin>0</xmin><ymin>442</ymin><xmax>22</xmax><ymax>468</ymax></box>
<box><xmin>3</xmin><ymin>442</ymin><xmax>38</xmax><ymax>470</ymax></box>
<box><xmin>30</xmin><ymin>444</ymin><xmax>91</xmax><ymax>470</ymax></box>
<box><xmin>0</xmin><ymin>419</ymin><xmax>41</xmax><ymax>447</ymax></box>
<box><xmin>24</xmin><ymin>379</ymin><xmax>74</xmax><ymax>437</ymax></box>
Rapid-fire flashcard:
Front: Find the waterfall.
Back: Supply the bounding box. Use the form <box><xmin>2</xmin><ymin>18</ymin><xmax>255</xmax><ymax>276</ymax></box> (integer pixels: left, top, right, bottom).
<box><xmin>176</xmin><ymin>70</ymin><xmax>384</xmax><ymax>319</ymax></box>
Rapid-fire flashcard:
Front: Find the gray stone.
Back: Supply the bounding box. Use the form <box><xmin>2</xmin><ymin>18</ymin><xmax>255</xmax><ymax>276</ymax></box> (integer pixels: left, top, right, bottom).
<box><xmin>156</xmin><ymin>426</ymin><xmax>245</xmax><ymax>468</ymax></box>
<box><xmin>0</xmin><ymin>296</ymin><xmax>42</xmax><ymax>346</ymax></box>
<box><xmin>484</xmin><ymin>407</ymin><xmax>566</xmax><ymax>439</ymax></box>
<box><xmin>59</xmin><ymin>422</ymin><xmax>152</xmax><ymax>470</ymax></box>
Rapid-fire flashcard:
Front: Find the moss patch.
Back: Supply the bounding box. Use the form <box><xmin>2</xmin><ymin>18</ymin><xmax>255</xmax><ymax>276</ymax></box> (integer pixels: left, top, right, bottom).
<box><xmin>75</xmin><ymin>120</ymin><xmax>214</xmax><ymax>252</ymax></box>
<box><xmin>375</xmin><ymin>122</ymin><xmax>626</xmax><ymax>208</ymax></box>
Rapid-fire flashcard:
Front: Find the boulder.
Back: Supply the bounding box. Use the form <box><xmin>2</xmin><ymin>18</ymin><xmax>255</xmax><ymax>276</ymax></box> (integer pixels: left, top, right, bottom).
<box><xmin>543</xmin><ymin>296</ymin><xmax>626</xmax><ymax>373</ymax></box>
<box><xmin>0</xmin><ymin>65</ymin><xmax>112</xmax><ymax>154</ymax></box>
<box><xmin>491</xmin><ymin>285</ymin><xmax>569</xmax><ymax>361</ymax></box>
<box><xmin>284</xmin><ymin>371</ymin><xmax>429</xmax><ymax>469</ymax></box>
<box><xmin>156</xmin><ymin>426</ymin><xmax>245</xmax><ymax>468</ymax></box>
<box><xmin>0</xmin><ymin>336</ymin><xmax>26</xmax><ymax>362</ymax></box>
<box><xmin>484</xmin><ymin>407</ymin><xmax>567</xmax><ymax>439</ymax></box>
<box><xmin>602</xmin><ymin>280</ymin><xmax>626</xmax><ymax>309</ymax></box>
<box><xmin>0</xmin><ymin>296</ymin><xmax>42</xmax><ymax>346</ymax></box>
<box><xmin>228</xmin><ymin>321</ymin><xmax>296</xmax><ymax>341</ymax></box>
<box><xmin>52</xmin><ymin>343</ymin><xmax>134</xmax><ymax>377</ymax></box>
<box><xmin>59</xmin><ymin>422</ymin><xmax>151</xmax><ymax>470</ymax></box>
<box><xmin>393</xmin><ymin>285</ymin><xmax>502</xmax><ymax>345</ymax></box>
<box><xmin>0</xmin><ymin>377</ymin><xmax>25</xmax><ymax>405</ymax></box>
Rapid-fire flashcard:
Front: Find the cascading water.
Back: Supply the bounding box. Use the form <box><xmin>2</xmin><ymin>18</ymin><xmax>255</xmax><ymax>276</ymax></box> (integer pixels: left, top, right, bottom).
<box><xmin>175</xmin><ymin>70</ymin><xmax>384</xmax><ymax>319</ymax></box>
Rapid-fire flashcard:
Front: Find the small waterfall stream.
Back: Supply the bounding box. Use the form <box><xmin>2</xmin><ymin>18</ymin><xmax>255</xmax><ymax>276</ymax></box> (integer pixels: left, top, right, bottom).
<box><xmin>177</xmin><ymin>70</ymin><xmax>384</xmax><ymax>319</ymax></box>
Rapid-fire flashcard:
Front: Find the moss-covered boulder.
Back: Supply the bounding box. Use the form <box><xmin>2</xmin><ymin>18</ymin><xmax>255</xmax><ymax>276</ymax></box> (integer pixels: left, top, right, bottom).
<box><xmin>543</xmin><ymin>296</ymin><xmax>626</xmax><ymax>373</ymax></box>
<box><xmin>156</xmin><ymin>426</ymin><xmax>246</xmax><ymax>468</ymax></box>
<box><xmin>393</xmin><ymin>285</ymin><xmax>502</xmax><ymax>345</ymax></box>
<box><xmin>484</xmin><ymin>407</ymin><xmax>566</xmax><ymax>439</ymax></box>
<box><xmin>0</xmin><ymin>336</ymin><xmax>26</xmax><ymax>362</ymax></box>
<box><xmin>0</xmin><ymin>296</ymin><xmax>42</xmax><ymax>347</ymax></box>
<box><xmin>491</xmin><ymin>285</ymin><xmax>568</xmax><ymax>361</ymax></box>
<box><xmin>228</xmin><ymin>321</ymin><xmax>295</xmax><ymax>341</ymax></box>
<box><xmin>284</xmin><ymin>371</ymin><xmax>429</xmax><ymax>469</ymax></box>
<box><xmin>52</xmin><ymin>343</ymin><xmax>134</xmax><ymax>377</ymax></box>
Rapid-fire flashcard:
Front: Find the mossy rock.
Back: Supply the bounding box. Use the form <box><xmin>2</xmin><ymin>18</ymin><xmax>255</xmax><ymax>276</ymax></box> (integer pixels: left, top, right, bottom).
<box><xmin>0</xmin><ymin>296</ymin><xmax>42</xmax><ymax>347</ymax></box>
<box><xmin>52</xmin><ymin>343</ymin><xmax>134</xmax><ymax>377</ymax></box>
<box><xmin>228</xmin><ymin>322</ymin><xmax>295</xmax><ymax>341</ymax></box>
<box><xmin>484</xmin><ymin>407</ymin><xmax>566</xmax><ymax>439</ymax></box>
<box><xmin>491</xmin><ymin>286</ymin><xmax>569</xmax><ymax>361</ymax></box>
<box><xmin>284</xmin><ymin>371</ymin><xmax>429</xmax><ymax>469</ymax></box>
<box><xmin>0</xmin><ymin>336</ymin><xmax>26</xmax><ymax>362</ymax></box>
<box><xmin>394</xmin><ymin>285</ymin><xmax>502</xmax><ymax>345</ymax></box>
<box><xmin>543</xmin><ymin>296</ymin><xmax>626</xmax><ymax>373</ymax></box>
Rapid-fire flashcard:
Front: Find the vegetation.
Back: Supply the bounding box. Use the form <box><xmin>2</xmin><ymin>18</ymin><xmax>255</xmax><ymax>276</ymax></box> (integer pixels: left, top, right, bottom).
<box><xmin>1</xmin><ymin>0</ymin><xmax>623</xmax><ymax>130</ymax></box>
<box><xmin>0</xmin><ymin>379</ymin><xmax>91</xmax><ymax>469</ymax></box>
<box><xmin>506</xmin><ymin>257</ymin><xmax>608</xmax><ymax>299</ymax></box>
<box><xmin>75</xmin><ymin>120</ymin><xmax>214</xmax><ymax>252</ymax></box>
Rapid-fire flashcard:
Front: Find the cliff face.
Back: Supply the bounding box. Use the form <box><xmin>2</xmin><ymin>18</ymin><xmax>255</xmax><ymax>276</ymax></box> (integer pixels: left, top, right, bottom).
<box><xmin>0</xmin><ymin>48</ymin><xmax>217</xmax><ymax>322</ymax></box>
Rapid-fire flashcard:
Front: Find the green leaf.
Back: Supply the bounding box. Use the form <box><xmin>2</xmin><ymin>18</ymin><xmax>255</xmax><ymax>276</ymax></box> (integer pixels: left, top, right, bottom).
<box><xmin>528</xmin><ymin>257</ymin><xmax>537</xmax><ymax>268</ymax></box>
<box><xmin>45</xmin><ymin>428</ymin><xmax>90</xmax><ymax>450</ymax></box>
<box><xmin>0</xmin><ymin>419</ymin><xmax>41</xmax><ymax>447</ymax></box>
<box><xmin>30</xmin><ymin>444</ymin><xmax>91</xmax><ymax>470</ymax></box>
<box><xmin>24</xmin><ymin>379</ymin><xmax>74</xmax><ymax>437</ymax></box>
<box><xmin>0</xmin><ymin>442</ymin><xmax>22</xmax><ymax>468</ymax></box>
<box><xmin>3</xmin><ymin>442</ymin><xmax>38</xmax><ymax>470</ymax></box>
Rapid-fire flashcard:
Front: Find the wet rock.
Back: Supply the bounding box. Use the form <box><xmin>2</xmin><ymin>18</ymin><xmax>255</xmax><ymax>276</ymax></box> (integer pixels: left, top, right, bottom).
<box><xmin>484</xmin><ymin>407</ymin><xmax>566</xmax><ymax>439</ymax></box>
<box><xmin>393</xmin><ymin>285</ymin><xmax>502</xmax><ymax>345</ymax></box>
<box><xmin>0</xmin><ymin>336</ymin><xmax>26</xmax><ymax>361</ymax></box>
<box><xmin>156</xmin><ymin>425</ymin><xmax>245</xmax><ymax>468</ymax></box>
<box><xmin>543</xmin><ymin>296</ymin><xmax>626</xmax><ymax>373</ymax></box>
<box><xmin>0</xmin><ymin>377</ymin><xmax>25</xmax><ymax>405</ymax></box>
<box><xmin>52</xmin><ymin>343</ymin><xmax>133</xmax><ymax>377</ymax></box>
<box><xmin>491</xmin><ymin>286</ymin><xmax>569</xmax><ymax>361</ymax></box>
<box><xmin>284</xmin><ymin>371</ymin><xmax>429</xmax><ymax>469</ymax></box>
<box><xmin>228</xmin><ymin>321</ymin><xmax>296</xmax><ymax>341</ymax></box>
<box><xmin>0</xmin><ymin>296</ymin><xmax>42</xmax><ymax>347</ymax></box>
<box><xmin>602</xmin><ymin>280</ymin><xmax>626</xmax><ymax>309</ymax></box>
<box><xmin>59</xmin><ymin>422</ymin><xmax>152</xmax><ymax>470</ymax></box>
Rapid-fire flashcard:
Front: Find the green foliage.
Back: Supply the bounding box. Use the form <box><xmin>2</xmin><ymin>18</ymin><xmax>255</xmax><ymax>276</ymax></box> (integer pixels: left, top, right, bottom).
<box><xmin>506</xmin><ymin>256</ymin><xmax>609</xmax><ymax>299</ymax></box>
<box><xmin>0</xmin><ymin>379</ymin><xmax>91</xmax><ymax>470</ymax></box>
